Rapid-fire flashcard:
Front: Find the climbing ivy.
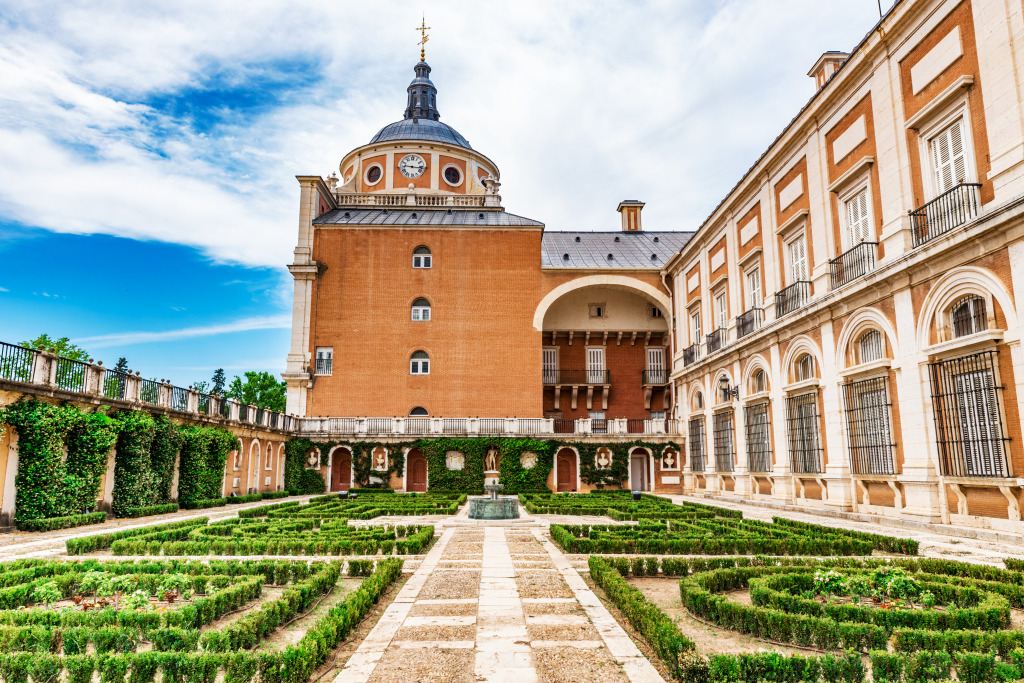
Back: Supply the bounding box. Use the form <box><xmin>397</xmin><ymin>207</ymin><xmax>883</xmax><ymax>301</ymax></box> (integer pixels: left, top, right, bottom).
<box><xmin>178</xmin><ymin>426</ymin><xmax>238</xmax><ymax>506</ymax></box>
<box><xmin>283</xmin><ymin>439</ymin><xmax>328</xmax><ymax>494</ymax></box>
<box><xmin>350</xmin><ymin>441</ymin><xmax>410</xmax><ymax>488</ymax></box>
<box><xmin>149</xmin><ymin>416</ymin><xmax>182</xmax><ymax>504</ymax></box>
<box><xmin>565</xmin><ymin>440</ymin><xmax>684</xmax><ymax>488</ymax></box>
<box><xmin>110</xmin><ymin>411</ymin><xmax>156</xmax><ymax>516</ymax></box>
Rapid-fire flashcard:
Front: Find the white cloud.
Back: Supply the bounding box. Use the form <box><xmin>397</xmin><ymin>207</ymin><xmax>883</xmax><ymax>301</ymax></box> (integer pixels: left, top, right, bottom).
<box><xmin>0</xmin><ymin>1</ymin><xmax>889</xmax><ymax>265</ymax></box>
<box><xmin>0</xmin><ymin>286</ymin><xmax>9</xmax><ymax>292</ymax></box>
<box><xmin>75</xmin><ymin>314</ymin><xmax>291</xmax><ymax>348</ymax></box>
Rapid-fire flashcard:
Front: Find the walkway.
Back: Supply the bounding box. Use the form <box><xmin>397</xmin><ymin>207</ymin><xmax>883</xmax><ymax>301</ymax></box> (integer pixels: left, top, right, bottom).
<box><xmin>334</xmin><ymin>509</ymin><xmax>664</xmax><ymax>683</ymax></box>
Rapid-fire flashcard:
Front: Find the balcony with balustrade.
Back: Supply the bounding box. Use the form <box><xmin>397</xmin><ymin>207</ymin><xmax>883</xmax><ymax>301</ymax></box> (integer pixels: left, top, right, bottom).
<box><xmin>829</xmin><ymin>242</ymin><xmax>877</xmax><ymax>290</ymax></box>
<box><xmin>775</xmin><ymin>280</ymin><xmax>811</xmax><ymax>318</ymax></box>
<box><xmin>736</xmin><ymin>308</ymin><xmax>763</xmax><ymax>339</ymax></box>
<box><xmin>910</xmin><ymin>182</ymin><xmax>982</xmax><ymax>247</ymax></box>
<box><xmin>705</xmin><ymin>327</ymin><xmax>727</xmax><ymax>355</ymax></box>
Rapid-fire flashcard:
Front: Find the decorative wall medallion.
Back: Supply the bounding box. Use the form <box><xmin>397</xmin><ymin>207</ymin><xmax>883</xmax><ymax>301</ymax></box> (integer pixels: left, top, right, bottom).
<box><xmin>661</xmin><ymin>449</ymin><xmax>678</xmax><ymax>470</ymax></box>
<box><xmin>520</xmin><ymin>451</ymin><xmax>537</xmax><ymax>469</ymax></box>
<box><xmin>595</xmin><ymin>448</ymin><xmax>612</xmax><ymax>469</ymax></box>
<box><xmin>446</xmin><ymin>451</ymin><xmax>465</xmax><ymax>471</ymax></box>
<box><xmin>372</xmin><ymin>447</ymin><xmax>388</xmax><ymax>471</ymax></box>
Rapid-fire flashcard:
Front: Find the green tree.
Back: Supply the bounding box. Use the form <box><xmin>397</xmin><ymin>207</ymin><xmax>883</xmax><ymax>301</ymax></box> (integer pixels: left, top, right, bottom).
<box><xmin>114</xmin><ymin>357</ymin><xmax>130</xmax><ymax>374</ymax></box>
<box><xmin>226</xmin><ymin>371</ymin><xmax>286</xmax><ymax>412</ymax></box>
<box><xmin>21</xmin><ymin>334</ymin><xmax>90</xmax><ymax>361</ymax></box>
<box><xmin>192</xmin><ymin>380</ymin><xmax>210</xmax><ymax>394</ymax></box>
<box><xmin>211</xmin><ymin>368</ymin><xmax>226</xmax><ymax>395</ymax></box>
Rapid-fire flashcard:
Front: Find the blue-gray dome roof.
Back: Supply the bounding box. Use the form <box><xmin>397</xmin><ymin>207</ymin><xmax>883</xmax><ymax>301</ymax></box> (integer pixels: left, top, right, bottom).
<box><xmin>368</xmin><ymin>61</ymin><xmax>473</xmax><ymax>150</ymax></box>
<box><xmin>369</xmin><ymin>118</ymin><xmax>473</xmax><ymax>149</ymax></box>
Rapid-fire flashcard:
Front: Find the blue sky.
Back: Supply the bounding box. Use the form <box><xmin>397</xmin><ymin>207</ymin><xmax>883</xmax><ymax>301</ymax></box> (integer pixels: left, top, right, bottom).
<box><xmin>0</xmin><ymin>0</ymin><xmax>891</xmax><ymax>387</ymax></box>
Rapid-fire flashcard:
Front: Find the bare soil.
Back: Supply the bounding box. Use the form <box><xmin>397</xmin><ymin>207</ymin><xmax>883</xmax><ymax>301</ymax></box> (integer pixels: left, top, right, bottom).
<box><xmin>420</xmin><ymin>570</ymin><xmax>480</xmax><ymax>600</ymax></box>
<box><xmin>516</xmin><ymin>572</ymin><xmax>574</xmax><ymax>599</ymax></box>
<box><xmin>533</xmin><ymin>647</ymin><xmax>631</xmax><ymax>683</ymax></box>
<box><xmin>523</xmin><ymin>602</ymin><xmax>586</xmax><ymax>616</ymax></box>
<box><xmin>366</xmin><ymin>647</ymin><xmax>475</xmax><ymax>683</ymax></box>
<box><xmin>393</xmin><ymin>624</ymin><xmax>476</xmax><ymax>641</ymax></box>
<box><xmin>409</xmin><ymin>602</ymin><xmax>477</xmax><ymax>617</ymax></box>
<box><xmin>527</xmin><ymin>622</ymin><xmax>600</xmax><ymax>641</ymax></box>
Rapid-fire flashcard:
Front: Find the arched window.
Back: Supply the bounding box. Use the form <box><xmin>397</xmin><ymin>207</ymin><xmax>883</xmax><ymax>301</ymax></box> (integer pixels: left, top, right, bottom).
<box><xmin>950</xmin><ymin>295</ymin><xmax>986</xmax><ymax>338</ymax></box>
<box><xmin>413</xmin><ymin>246</ymin><xmax>432</xmax><ymax>269</ymax></box>
<box><xmin>693</xmin><ymin>391</ymin><xmax>704</xmax><ymax>410</ymax></box>
<box><xmin>752</xmin><ymin>369</ymin><xmax>767</xmax><ymax>394</ymax></box>
<box><xmin>411</xmin><ymin>298</ymin><xmax>431</xmax><ymax>321</ymax></box>
<box><xmin>858</xmin><ymin>330</ymin><xmax>884</xmax><ymax>363</ymax></box>
<box><xmin>409</xmin><ymin>407</ymin><xmax>428</xmax><ymax>416</ymax></box>
<box><xmin>794</xmin><ymin>354</ymin><xmax>816</xmax><ymax>382</ymax></box>
<box><xmin>410</xmin><ymin>351</ymin><xmax>430</xmax><ymax>375</ymax></box>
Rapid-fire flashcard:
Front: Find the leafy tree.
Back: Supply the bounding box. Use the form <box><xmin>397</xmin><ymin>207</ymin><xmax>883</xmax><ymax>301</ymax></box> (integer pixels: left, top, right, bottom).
<box><xmin>211</xmin><ymin>368</ymin><xmax>226</xmax><ymax>396</ymax></box>
<box><xmin>114</xmin><ymin>357</ymin><xmax>130</xmax><ymax>374</ymax></box>
<box><xmin>21</xmin><ymin>334</ymin><xmax>90</xmax><ymax>361</ymax></box>
<box><xmin>192</xmin><ymin>380</ymin><xmax>210</xmax><ymax>394</ymax></box>
<box><xmin>226</xmin><ymin>371</ymin><xmax>286</xmax><ymax>412</ymax></box>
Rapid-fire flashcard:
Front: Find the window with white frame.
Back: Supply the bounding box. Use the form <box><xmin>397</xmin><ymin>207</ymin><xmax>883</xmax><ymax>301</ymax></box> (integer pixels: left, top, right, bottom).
<box><xmin>410</xmin><ymin>351</ymin><xmax>430</xmax><ymax>375</ymax></box>
<box><xmin>845</xmin><ymin>188</ymin><xmax>871</xmax><ymax>246</ymax></box>
<box><xmin>745</xmin><ymin>268</ymin><xmax>761</xmax><ymax>309</ymax></box>
<box><xmin>542</xmin><ymin>347</ymin><xmax>558</xmax><ymax>384</ymax></box>
<box><xmin>794</xmin><ymin>354</ymin><xmax>816</xmax><ymax>382</ymax></box>
<box><xmin>858</xmin><ymin>330</ymin><xmax>885</xmax><ymax>364</ymax></box>
<box><xmin>751</xmin><ymin>369</ymin><xmax>767</xmax><ymax>394</ymax></box>
<box><xmin>714</xmin><ymin>291</ymin><xmax>728</xmax><ymax>330</ymax></box>
<box><xmin>586</xmin><ymin>347</ymin><xmax>606</xmax><ymax>384</ymax></box>
<box><xmin>315</xmin><ymin>347</ymin><xmax>333</xmax><ymax>376</ymax></box>
<box><xmin>412</xmin><ymin>246</ymin><xmax>432</xmax><ymax>269</ymax></box>
<box><xmin>690</xmin><ymin>311</ymin><xmax>702</xmax><ymax>344</ymax></box>
<box><xmin>411</xmin><ymin>298</ymin><xmax>431</xmax><ymax>321</ymax></box>
<box><xmin>646</xmin><ymin>347</ymin><xmax>665</xmax><ymax>383</ymax></box>
<box><xmin>787</xmin><ymin>234</ymin><xmax>808</xmax><ymax>283</ymax></box>
<box><xmin>930</xmin><ymin>118</ymin><xmax>969</xmax><ymax>194</ymax></box>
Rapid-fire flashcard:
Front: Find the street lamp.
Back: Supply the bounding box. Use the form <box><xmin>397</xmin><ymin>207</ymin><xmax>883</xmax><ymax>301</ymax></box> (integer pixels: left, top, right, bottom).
<box><xmin>718</xmin><ymin>375</ymin><xmax>739</xmax><ymax>402</ymax></box>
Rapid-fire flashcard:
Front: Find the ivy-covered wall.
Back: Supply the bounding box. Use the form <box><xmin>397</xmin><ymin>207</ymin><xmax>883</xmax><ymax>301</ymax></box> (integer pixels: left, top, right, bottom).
<box><xmin>177</xmin><ymin>426</ymin><xmax>239</xmax><ymax>506</ymax></box>
<box><xmin>283</xmin><ymin>439</ymin><xmax>327</xmax><ymax>494</ymax></box>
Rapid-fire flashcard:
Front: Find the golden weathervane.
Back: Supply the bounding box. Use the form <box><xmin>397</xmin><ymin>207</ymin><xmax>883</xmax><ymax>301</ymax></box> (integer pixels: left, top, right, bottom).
<box><xmin>416</xmin><ymin>16</ymin><xmax>431</xmax><ymax>61</ymax></box>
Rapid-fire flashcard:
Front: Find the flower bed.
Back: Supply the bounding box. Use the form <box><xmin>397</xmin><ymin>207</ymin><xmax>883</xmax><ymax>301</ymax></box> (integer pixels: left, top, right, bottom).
<box><xmin>0</xmin><ymin>557</ymin><xmax>403</xmax><ymax>683</ymax></box>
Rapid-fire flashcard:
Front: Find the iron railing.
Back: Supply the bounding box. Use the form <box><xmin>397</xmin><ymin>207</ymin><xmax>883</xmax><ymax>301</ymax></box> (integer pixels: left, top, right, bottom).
<box><xmin>553</xmin><ymin>419</ymin><xmax>575</xmax><ymax>434</ymax></box>
<box><xmin>269</xmin><ymin>412</ymin><xmax>280</xmax><ymax>429</ymax></box>
<box><xmin>591</xmin><ymin>419</ymin><xmax>608</xmax><ymax>434</ymax></box>
<box><xmin>315</xmin><ymin>358</ymin><xmax>333</xmax><ymax>376</ymax></box>
<box><xmin>842</xmin><ymin>377</ymin><xmax>897</xmax><ymax>475</ymax></box>
<box><xmin>102</xmin><ymin>369</ymin><xmax>130</xmax><ymax>400</ymax></box>
<box><xmin>642</xmin><ymin>369</ymin><xmax>669</xmax><ymax>384</ymax></box>
<box><xmin>744</xmin><ymin>401</ymin><xmax>772</xmax><ymax>472</ymax></box>
<box><xmin>688</xmin><ymin>417</ymin><xmax>706</xmax><ymax>472</ymax></box>
<box><xmin>910</xmin><ymin>182</ymin><xmax>982</xmax><ymax>247</ymax></box>
<box><xmin>406</xmin><ymin>417</ymin><xmax>430</xmax><ymax>435</ymax></box>
<box><xmin>830</xmin><ymin>242</ymin><xmax>877</xmax><ymax>290</ymax></box>
<box><xmin>479</xmin><ymin>418</ymin><xmax>505</xmax><ymax>435</ymax></box>
<box><xmin>365</xmin><ymin>417</ymin><xmax>390</xmax><ymax>433</ymax></box>
<box><xmin>220</xmin><ymin>397</ymin><xmax>231</xmax><ymax>418</ymax></box>
<box><xmin>0</xmin><ymin>342</ymin><xmax>36</xmax><ymax>383</ymax></box>
<box><xmin>543</xmin><ymin>369</ymin><xmax>611</xmax><ymax>385</ymax></box>
<box><xmin>736</xmin><ymin>308</ymin><xmax>763</xmax><ymax>339</ymax></box>
<box><xmin>169</xmin><ymin>386</ymin><xmax>189</xmax><ymax>412</ymax></box>
<box><xmin>775</xmin><ymin>281</ymin><xmax>811</xmax><ymax>317</ymax></box>
<box><xmin>197</xmin><ymin>392</ymin><xmax>213</xmax><ymax>414</ymax></box>
<box><xmin>443</xmin><ymin>418</ymin><xmax>467</xmax><ymax>434</ymax></box>
<box><xmin>785</xmin><ymin>392</ymin><xmax>823</xmax><ymax>474</ymax></box>
<box><xmin>626</xmin><ymin>418</ymin><xmax>646</xmax><ymax>434</ymax></box>
<box><xmin>706</xmin><ymin>328</ymin><xmax>727</xmax><ymax>355</ymax></box>
<box><xmin>713</xmin><ymin>410</ymin><xmax>735</xmax><ymax>473</ymax></box>
<box><xmin>683</xmin><ymin>344</ymin><xmax>701</xmax><ymax>367</ymax></box>
<box><xmin>951</xmin><ymin>295</ymin><xmax>987</xmax><ymax>338</ymax></box>
<box><xmin>54</xmin><ymin>357</ymin><xmax>88</xmax><ymax>393</ymax></box>
<box><xmin>239</xmin><ymin>404</ymin><xmax>249</xmax><ymax>423</ymax></box>
<box><xmin>140</xmin><ymin>379</ymin><xmax>159</xmax><ymax>405</ymax></box>
<box><xmin>929</xmin><ymin>350</ymin><xmax>1010</xmax><ymax>478</ymax></box>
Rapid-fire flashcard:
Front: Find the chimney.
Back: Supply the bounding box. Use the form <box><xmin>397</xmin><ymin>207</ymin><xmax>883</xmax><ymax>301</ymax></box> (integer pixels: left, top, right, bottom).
<box><xmin>807</xmin><ymin>51</ymin><xmax>849</xmax><ymax>91</ymax></box>
<box><xmin>617</xmin><ymin>200</ymin><xmax>645</xmax><ymax>232</ymax></box>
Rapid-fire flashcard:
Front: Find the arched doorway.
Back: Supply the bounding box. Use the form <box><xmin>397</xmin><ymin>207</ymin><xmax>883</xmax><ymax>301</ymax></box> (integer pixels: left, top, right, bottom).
<box><xmin>330</xmin><ymin>447</ymin><xmax>351</xmax><ymax>492</ymax></box>
<box><xmin>407</xmin><ymin>448</ymin><xmax>428</xmax><ymax>492</ymax></box>
<box><xmin>556</xmin><ymin>448</ymin><xmax>577</xmax><ymax>492</ymax></box>
<box><xmin>630</xmin><ymin>449</ymin><xmax>649</xmax><ymax>492</ymax></box>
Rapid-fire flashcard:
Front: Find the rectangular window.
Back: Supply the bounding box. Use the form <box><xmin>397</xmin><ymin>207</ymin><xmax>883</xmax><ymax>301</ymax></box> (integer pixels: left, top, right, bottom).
<box><xmin>688</xmin><ymin>417</ymin><xmax>706</xmax><ymax>472</ymax></box>
<box><xmin>714</xmin><ymin>292</ymin><xmax>728</xmax><ymax>330</ymax></box>
<box><xmin>691</xmin><ymin>312</ymin><xmax>702</xmax><ymax>343</ymax></box>
<box><xmin>590</xmin><ymin>410</ymin><xmax>607</xmax><ymax>434</ymax></box>
<box><xmin>646</xmin><ymin>347</ymin><xmax>665</xmax><ymax>383</ymax></box>
<box><xmin>842</xmin><ymin>377</ymin><xmax>896</xmax><ymax>475</ymax></box>
<box><xmin>744</xmin><ymin>401</ymin><xmax>772</xmax><ymax>472</ymax></box>
<box><xmin>542</xmin><ymin>347</ymin><xmax>558</xmax><ymax>384</ymax></box>
<box><xmin>930</xmin><ymin>118</ymin><xmax>968</xmax><ymax>194</ymax></box>
<box><xmin>929</xmin><ymin>350</ymin><xmax>1009</xmax><ymax>477</ymax></box>
<box><xmin>788</xmin><ymin>235</ymin><xmax>808</xmax><ymax>283</ymax></box>
<box><xmin>845</xmin><ymin>188</ymin><xmax>871</xmax><ymax>246</ymax></box>
<box><xmin>588</xmin><ymin>303</ymin><xmax>605</xmax><ymax>318</ymax></box>
<box><xmin>746</xmin><ymin>268</ymin><xmax>761</xmax><ymax>309</ymax></box>
<box><xmin>315</xmin><ymin>347</ymin><xmax>333</xmax><ymax>376</ymax></box>
<box><xmin>586</xmin><ymin>347</ymin><xmax>606</xmax><ymax>384</ymax></box>
<box><xmin>713</xmin><ymin>411</ymin><xmax>735</xmax><ymax>473</ymax></box>
<box><xmin>785</xmin><ymin>392</ymin><xmax>822</xmax><ymax>474</ymax></box>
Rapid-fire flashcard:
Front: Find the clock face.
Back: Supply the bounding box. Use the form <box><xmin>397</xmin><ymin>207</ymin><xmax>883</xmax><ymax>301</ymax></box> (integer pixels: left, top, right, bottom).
<box><xmin>399</xmin><ymin>154</ymin><xmax>426</xmax><ymax>179</ymax></box>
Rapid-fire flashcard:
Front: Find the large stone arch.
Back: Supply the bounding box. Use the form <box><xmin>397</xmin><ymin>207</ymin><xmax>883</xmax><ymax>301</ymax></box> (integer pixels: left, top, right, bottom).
<box><xmin>533</xmin><ymin>275</ymin><xmax>673</xmax><ymax>331</ymax></box>
<box><xmin>741</xmin><ymin>353</ymin><xmax>771</xmax><ymax>393</ymax></box>
<box><xmin>836</xmin><ymin>307</ymin><xmax>900</xmax><ymax>370</ymax></box>
<box><xmin>780</xmin><ymin>334</ymin><xmax>824</xmax><ymax>383</ymax></box>
<box><xmin>915</xmin><ymin>266</ymin><xmax>1018</xmax><ymax>349</ymax></box>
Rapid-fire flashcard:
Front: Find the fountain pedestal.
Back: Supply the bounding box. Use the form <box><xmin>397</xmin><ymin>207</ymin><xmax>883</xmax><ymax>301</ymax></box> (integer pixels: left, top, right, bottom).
<box><xmin>468</xmin><ymin>483</ymin><xmax>520</xmax><ymax>520</ymax></box>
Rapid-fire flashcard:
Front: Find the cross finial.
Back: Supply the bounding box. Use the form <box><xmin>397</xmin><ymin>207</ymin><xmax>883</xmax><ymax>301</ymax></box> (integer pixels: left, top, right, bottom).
<box><xmin>416</xmin><ymin>15</ymin><xmax>431</xmax><ymax>62</ymax></box>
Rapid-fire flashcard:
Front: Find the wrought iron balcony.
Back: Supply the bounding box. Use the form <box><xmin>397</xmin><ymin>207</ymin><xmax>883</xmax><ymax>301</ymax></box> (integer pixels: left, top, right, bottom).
<box><xmin>683</xmin><ymin>343</ymin><xmax>701</xmax><ymax>367</ymax></box>
<box><xmin>315</xmin><ymin>358</ymin><xmax>333</xmax><ymax>376</ymax></box>
<box><xmin>910</xmin><ymin>182</ymin><xmax>982</xmax><ymax>247</ymax></box>
<box><xmin>736</xmin><ymin>308</ymin><xmax>763</xmax><ymax>339</ymax></box>
<box><xmin>0</xmin><ymin>342</ymin><xmax>37</xmax><ymax>383</ymax></box>
<box><xmin>775</xmin><ymin>281</ymin><xmax>811</xmax><ymax>318</ymax></box>
<box><xmin>829</xmin><ymin>242</ymin><xmax>877</xmax><ymax>290</ymax></box>
<box><xmin>542</xmin><ymin>369</ymin><xmax>610</xmax><ymax>385</ymax></box>
<box><xmin>642</xmin><ymin>369</ymin><xmax>669</xmax><ymax>385</ymax></box>
<box><xmin>706</xmin><ymin>328</ymin><xmax>727</xmax><ymax>354</ymax></box>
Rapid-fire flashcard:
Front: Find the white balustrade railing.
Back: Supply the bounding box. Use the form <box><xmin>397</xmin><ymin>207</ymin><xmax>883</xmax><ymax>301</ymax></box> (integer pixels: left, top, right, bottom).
<box><xmin>291</xmin><ymin>416</ymin><xmax>683</xmax><ymax>439</ymax></box>
<box><xmin>334</xmin><ymin>192</ymin><xmax>492</xmax><ymax>208</ymax></box>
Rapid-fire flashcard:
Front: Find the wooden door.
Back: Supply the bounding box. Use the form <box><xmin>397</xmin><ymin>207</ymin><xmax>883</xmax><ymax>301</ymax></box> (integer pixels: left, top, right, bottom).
<box><xmin>408</xmin><ymin>450</ymin><xmax>428</xmax><ymax>492</ymax></box>
<box><xmin>331</xmin><ymin>449</ymin><xmax>351</xmax><ymax>491</ymax></box>
<box><xmin>557</xmin><ymin>451</ymin><xmax>575</xmax><ymax>492</ymax></box>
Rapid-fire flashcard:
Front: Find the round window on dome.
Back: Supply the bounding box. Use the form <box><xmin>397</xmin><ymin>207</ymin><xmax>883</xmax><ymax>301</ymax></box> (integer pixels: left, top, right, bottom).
<box><xmin>364</xmin><ymin>164</ymin><xmax>383</xmax><ymax>186</ymax></box>
<box><xmin>443</xmin><ymin>164</ymin><xmax>463</xmax><ymax>187</ymax></box>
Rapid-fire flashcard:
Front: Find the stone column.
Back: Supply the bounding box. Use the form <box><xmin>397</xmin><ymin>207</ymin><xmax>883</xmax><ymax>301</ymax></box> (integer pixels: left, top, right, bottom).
<box><xmin>821</xmin><ymin>320</ymin><xmax>853</xmax><ymax>510</ymax></box>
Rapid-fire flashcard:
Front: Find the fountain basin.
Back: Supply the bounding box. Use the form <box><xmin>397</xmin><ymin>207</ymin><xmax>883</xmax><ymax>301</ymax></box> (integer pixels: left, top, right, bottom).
<box><xmin>468</xmin><ymin>497</ymin><xmax>520</xmax><ymax>520</ymax></box>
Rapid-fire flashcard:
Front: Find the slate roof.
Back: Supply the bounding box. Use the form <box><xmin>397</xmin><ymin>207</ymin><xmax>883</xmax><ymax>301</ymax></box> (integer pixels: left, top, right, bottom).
<box><xmin>313</xmin><ymin>208</ymin><xmax>543</xmax><ymax>227</ymax></box>
<box><xmin>369</xmin><ymin>119</ymin><xmax>473</xmax><ymax>149</ymax></box>
<box><xmin>541</xmin><ymin>231</ymin><xmax>693</xmax><ymax>269</ymax></box>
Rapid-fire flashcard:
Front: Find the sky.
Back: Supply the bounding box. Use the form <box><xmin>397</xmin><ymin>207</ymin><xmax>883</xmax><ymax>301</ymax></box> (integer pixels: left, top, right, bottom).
<box><xmin>0</xmin><ymin>0</ymin><xmax>892</xmax><ymax>387</ymax></box>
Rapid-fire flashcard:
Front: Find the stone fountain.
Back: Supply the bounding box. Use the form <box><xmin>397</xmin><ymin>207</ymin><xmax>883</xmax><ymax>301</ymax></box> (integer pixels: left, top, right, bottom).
<box><xmin>468</xmin><ymin>483</ymin><xmax>520</xmax><ymax>520</ymax></box>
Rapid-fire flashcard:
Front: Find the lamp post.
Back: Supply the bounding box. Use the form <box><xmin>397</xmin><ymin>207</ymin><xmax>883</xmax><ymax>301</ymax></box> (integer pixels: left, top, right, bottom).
<box><xmin>718</xmin><ymin>375</ymin><xmax>739</xmax><ymax>402</ymax></box>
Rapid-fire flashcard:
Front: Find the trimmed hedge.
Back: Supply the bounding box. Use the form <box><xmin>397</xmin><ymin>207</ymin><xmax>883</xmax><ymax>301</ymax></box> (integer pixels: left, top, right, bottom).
<box><xmin>120</xmin><ymin>504</ymin><xmax>179</xmax><ymax>519</ymax></box>
<box><xmin>181</xmin><ymin>498</ymin><xmax>228</xmax><ymax>510</ymax></box>
<box><xmin>65</xmin><ymin>518</ymin><xmax>208</xmax><ymax>555</ymax></box>
<box><xmin>15</xmin><ymin>512</ymin><xmax>106</xmax><ymax>532</ymax></box>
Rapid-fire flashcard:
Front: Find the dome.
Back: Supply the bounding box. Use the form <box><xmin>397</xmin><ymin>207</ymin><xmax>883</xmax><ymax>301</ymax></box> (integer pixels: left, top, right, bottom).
<box><xmin>369</xmin><ymin>118</ymin><xmax>473</xmax><ymax>149</ymax></box>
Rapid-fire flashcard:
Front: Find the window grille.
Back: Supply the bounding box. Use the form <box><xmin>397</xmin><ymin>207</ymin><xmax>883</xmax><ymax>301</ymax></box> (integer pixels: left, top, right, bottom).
<box><xmin>928</xmin><ymin>350</ymin><xmax>1010</xmax><ymax>478</ymax></box>
<box><xmin>315</xmin><ymin>347</ymin><xmax>333</xmax><ymax>376</ymax></box>
<box><xmin>951</xmin><ymin>295</ymin><xmax>986</xmax><ymax>338</ymax></box>
<box><xmin>858</xmin><ymin>330</ymin><xmax>884</xmax><ymax>364</ymax></box>
<box><xmin>744</xmin><ymin>401</ymin><xmax>772</xmax><ymax>472</ymax></box>
<box><xmin>785</xmin><ymin>392</ymin><xmax>823</xmax><ymax>474</ymax></box>
<box><xmin>688</xmin><ymin>417</ymin><xmax>706</xmax><ymax>472</ymax></box>
<box><xmin>795</xmin><ymin>354</ymin><xmax>815</xmax><ymax>382</ymax></box>
<box><xmin>751</xmin><ymin>370</ymin><xmax>767</xmax><ymax>394</ymax></box>
<box><xmin>713</xmin><ymin>411</ymin><xmax>735</xmax><ymax>473</ymax></box>
<box><xmin>842</xmin><ymin>377</ymin><xmax>896</xmax><ymax>475</ymax></box>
